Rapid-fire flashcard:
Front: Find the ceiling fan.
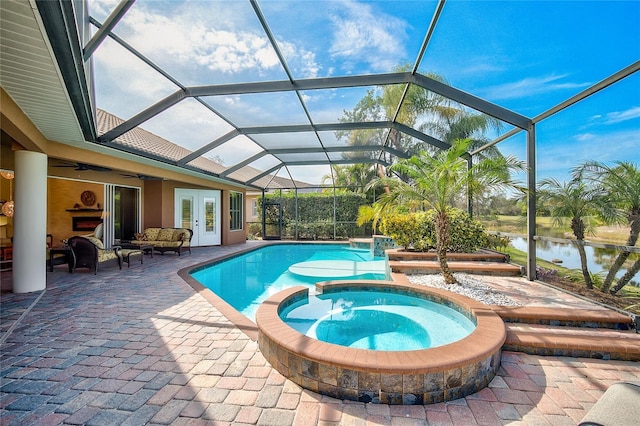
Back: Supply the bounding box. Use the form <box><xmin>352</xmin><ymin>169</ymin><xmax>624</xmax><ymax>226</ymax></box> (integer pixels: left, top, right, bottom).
<box><xmin>53</xmin><ymin>161</ymin><xmax>112</xmax><ymax>172</ymax></box>
<box><xmin>120</xmin><ymin>173</ymin><xmax>163</xmax><ymax>180</ymax></box>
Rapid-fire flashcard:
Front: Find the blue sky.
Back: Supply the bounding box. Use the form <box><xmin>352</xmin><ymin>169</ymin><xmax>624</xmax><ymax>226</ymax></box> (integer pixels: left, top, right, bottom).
<box><xmin>90</xmin><ymin>0</ymin><xmax>640</xmax><ymax>185</ymax></box>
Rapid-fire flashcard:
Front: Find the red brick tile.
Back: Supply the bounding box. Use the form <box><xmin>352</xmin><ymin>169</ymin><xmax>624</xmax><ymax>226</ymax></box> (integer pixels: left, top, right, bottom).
<box><xmin>293</xmin><ymin>401</ymin><xmax>320</xmax><ymax>426</ymax></box>
<box><xmin>492</xmin><ymin>388</ymin><xmax>533</xmax><ymax>405</ymax></box>
<box><xmin>236</xmin><ymin>406</ymin><xmax>263</xmax><ymax>424</ymax></box>
<box><xmin>319</xmin><ymin>403</ymin><xmax>343</xmax><ymax>422</ymax></box>
<box><xmin>543</xmin><ymin>387</ymin><xmax>582</xmax><ymax>409</ymax></box>
<box><xmin>467</xmin><ymin>399</ymin><xmax>502</xmax><ymax>425</ymax></box>
<box><xmin>534</xmin><ymin>394</ymin><xmax>566</xmax><ymax>415</ymax></box>
<box><xmin>147</xmin><ymin>384</ymin><xmax>181</xmax><ymax>405</ymax></box>
<box><xmin>425</xmin><ymin>408</ymin><xmax>453</xmax><ymax>425</ymax></box>
<box><xmin>503</xmin><ymin>376</ymin><xmax>543</xmax><ymax>392</ymax></box>
<box><xmin>466</xmin><ymin>387</ymin><xmax>498</xmax><ymax>401</ymax></box>
<box><xmin>448</xmin><ymin>403</ymin><xmax>477</xmax><ymax>425</ymax></box>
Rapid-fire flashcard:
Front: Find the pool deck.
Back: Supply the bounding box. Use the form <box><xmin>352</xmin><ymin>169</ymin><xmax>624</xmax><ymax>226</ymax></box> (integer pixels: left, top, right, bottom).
<box><xmin>2</xmin><ymin>240</ymin><xmax>640</xmax><ymax>425</ymax></box>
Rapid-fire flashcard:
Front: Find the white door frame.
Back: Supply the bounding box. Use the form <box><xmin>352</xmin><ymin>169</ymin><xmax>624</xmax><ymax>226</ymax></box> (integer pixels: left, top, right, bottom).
<box><xmin>174</xmin><ymin>189</ymin><xmax>221</xmax><ymax>246</ymax></box>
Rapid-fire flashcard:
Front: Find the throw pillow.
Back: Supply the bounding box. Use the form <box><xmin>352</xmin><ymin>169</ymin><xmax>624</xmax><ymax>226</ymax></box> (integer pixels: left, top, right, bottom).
<box><xmin>157</xmin><ymin>228</ymin><xmax>175</xmax><ymax>241</ymax></box>
<box><xmin>134</xmin><ymin>232</ymin><xmax>147</xmax><ymax>241</ymax></box>
<box><xmin>144</xmin><ymin>228</ymin><xmax>161</xmax><ymax>241</ymax></box>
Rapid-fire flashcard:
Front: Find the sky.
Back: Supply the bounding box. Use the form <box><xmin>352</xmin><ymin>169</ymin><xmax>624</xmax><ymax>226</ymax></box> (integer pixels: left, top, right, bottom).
<box><xmin>90</xmin><ymin>0</ymin><xmax>640</xmax><ymax>187</ymax></box>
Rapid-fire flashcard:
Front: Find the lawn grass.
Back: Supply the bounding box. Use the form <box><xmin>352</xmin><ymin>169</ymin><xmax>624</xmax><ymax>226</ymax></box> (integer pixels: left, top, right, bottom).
<box><xmin>480</xmin><ymin>215</ymin><xmax>631</xmax><ymax>245</ymax></box>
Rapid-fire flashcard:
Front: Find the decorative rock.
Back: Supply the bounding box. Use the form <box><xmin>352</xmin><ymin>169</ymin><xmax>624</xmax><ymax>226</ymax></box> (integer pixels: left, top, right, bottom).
<box><xmin>407</xmin><ymin>273</ymin><xmax>521</xmax><ymax>306</ymax></box>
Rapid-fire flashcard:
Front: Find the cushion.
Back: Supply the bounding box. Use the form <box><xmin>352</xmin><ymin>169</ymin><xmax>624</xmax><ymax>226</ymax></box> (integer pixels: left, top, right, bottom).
<box><xmin>134</xmin><ymin>232</ymin><xmax>147</xmax><ymax>241</ymax></box>
<box><xmin>173</xmin><ymin>229</ymin><xmax>188</xmax><ymax>241</ymax></box>
<box><xmin>97</xmin><ymin>249</ymin><xmax>118</xmax><ymax>262</ymax></box>
<box><xmin>153</xmin><ymin>241</ymin><xmax>181</xmax><ymax>248</ymax></box>
<box><xmin>579</xmin><ymin>382</ymin><xmax>640</xmax><ymax>426</ymax></box>
<box><xmin>144</xmin><ymin>228</ymin><xmax>161</xmax><ymax>241</ymax></box>
<box><xmin>157</xmin><ymin>228</ymin><xmax>175</xmax><ymax>241</ymax></box>
<box><xmin>86</xmin><ymin>236</ymin><xmax>104</xmax><ymax>249</ymax></box>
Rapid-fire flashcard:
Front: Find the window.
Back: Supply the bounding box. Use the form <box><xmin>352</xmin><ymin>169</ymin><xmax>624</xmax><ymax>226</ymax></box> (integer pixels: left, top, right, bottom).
<box><xmin>230</xmin><ymin>191</ymin><xmax>243</xmax><ymax>231</ymax></box>
<box><xmin>252</xmin><ymin>199</ymin><xmax>258</xmax><ymax>218</ymax></box>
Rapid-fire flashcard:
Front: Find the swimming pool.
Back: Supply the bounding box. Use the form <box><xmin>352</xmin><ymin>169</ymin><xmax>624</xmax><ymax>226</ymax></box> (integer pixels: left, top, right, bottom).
<box><xmin>190</xmin><ymin>243</ymin><xmax>387</xmax><ymax>320</ymax></box>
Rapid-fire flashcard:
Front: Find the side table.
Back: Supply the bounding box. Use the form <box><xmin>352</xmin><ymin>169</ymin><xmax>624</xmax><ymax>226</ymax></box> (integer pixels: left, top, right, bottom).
<box><xmin>0</xmin><ymin>245</ymin><xmax>13</xmax><ymax>271</ymax></box>
<box><xmin>49</xmin><ymin>246</ymin><xmax>75</xmax><ymax>272</ymax></box>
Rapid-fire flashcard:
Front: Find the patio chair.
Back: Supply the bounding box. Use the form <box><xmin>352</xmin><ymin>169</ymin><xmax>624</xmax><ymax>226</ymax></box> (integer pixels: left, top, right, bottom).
<box><xmin>68</xmin><ymin>236</ymin><xmax>122</xmax><ymax>274</ymax></box>
<box><xmin>83</xmin><ymin>223</ymin><xmax>103</xmax><ymax>240</ymax></box>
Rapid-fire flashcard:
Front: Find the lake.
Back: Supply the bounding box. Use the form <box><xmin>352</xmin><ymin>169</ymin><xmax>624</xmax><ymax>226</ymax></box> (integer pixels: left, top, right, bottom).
<box><xmin>509</xmin><ymin>237</ymin><xmax>638</xmax><ymax>283</ymax></box>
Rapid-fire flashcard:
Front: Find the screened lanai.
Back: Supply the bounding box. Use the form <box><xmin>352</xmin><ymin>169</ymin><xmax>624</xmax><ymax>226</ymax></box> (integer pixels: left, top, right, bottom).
<box><xmin>1</xmin><ymin>0</ymin><xmax>639</xmax><ymax>282</ymax></box>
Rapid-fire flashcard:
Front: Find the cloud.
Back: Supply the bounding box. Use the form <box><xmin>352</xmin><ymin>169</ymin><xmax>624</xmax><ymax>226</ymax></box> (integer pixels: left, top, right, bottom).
<box><xmin>537</xmin><ymin>128</ymin><xmax>640</xmax><ymax>181</ymax></box>
<box><xmin>575</xmin><ymin>133</ymin><xmax>596</xmax><ymax>142</ymax></box>
<box><xmin>478</xmin><ymin>75</ymin><xmax>591</xmax><ymax>101</ymax></box>
<box><xmin>93</xmin><ymin>0</ymin><xmax>320</xmax><ymax>79</ymax></box>
<box><xmin>141</xmin><ymin>99</ymin><xmax>234</xmax><ymax>151</ymax></box>
<box><xmin>328</xmin><ymin>1</ymin><xmax>407</xmax><ymax>72</ymax></box>
<box><xmin>600</xmin><ymin>106</ymin><xmax>640</xmax><ymax>125</ymax></box>
<box><xmin>124</xmin><ymin>10</ymin><xmax>280</xmax><ymax>74</ymax></box>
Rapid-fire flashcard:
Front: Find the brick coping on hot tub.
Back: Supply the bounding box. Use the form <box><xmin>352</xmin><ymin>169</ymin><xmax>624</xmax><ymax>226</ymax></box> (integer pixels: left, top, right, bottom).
<box><xmin>256</xmin><ymin>280</ymin><xmax>506</xmax><ymax>405</ymax></box>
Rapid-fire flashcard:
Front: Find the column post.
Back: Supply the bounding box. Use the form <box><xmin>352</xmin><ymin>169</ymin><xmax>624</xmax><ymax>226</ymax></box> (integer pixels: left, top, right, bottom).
<box><xmin>13</xmin><ymin>151</ymin><xmax>48</xmax><ymax>293</ymax></box>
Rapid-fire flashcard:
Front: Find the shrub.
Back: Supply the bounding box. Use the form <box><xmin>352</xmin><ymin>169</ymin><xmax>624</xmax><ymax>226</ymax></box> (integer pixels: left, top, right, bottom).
<box><xmin>486</xmin><ymin>233</ymin><xmax>511</xmax><ymax>251</ymax></box>
<box><xmin>380</xmin><ymin>208</ymin><xmax>488</xmax><ymax>252</ymax></box>
<box><xmin>380</xmin><ymin>212</ymin><xmax>433</xmax><ymax>250</ymax></box>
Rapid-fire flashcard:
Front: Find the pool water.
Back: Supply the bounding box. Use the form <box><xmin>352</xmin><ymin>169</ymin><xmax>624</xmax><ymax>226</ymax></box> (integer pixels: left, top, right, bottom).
<box><xmin>191</xmin><ymin>244</ymin><xmax>387</xmax><ymax>320</ymax></box>
<box><xmin>280</xmin><ymin>290</ymin><xmax>476</xmax><ymax>351</ymax></box>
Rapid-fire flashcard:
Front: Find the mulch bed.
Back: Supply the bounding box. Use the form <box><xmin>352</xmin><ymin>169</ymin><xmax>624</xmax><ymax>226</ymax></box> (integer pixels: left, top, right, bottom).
<box><xmin>538</xmin><ymin>271</ymin><xmax>640</xmax><ymax>315</ymax></box>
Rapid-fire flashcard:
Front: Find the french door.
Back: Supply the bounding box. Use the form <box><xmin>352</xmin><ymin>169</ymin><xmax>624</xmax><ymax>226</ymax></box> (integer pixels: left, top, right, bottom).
<box><xmin>174</xmin><ymin>189</ymin><xmax>221</xmax><ymax>246</ymax></box>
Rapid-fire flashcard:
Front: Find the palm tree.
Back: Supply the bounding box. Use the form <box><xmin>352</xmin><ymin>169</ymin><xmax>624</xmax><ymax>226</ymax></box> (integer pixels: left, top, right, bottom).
<box><xmin>422</xmin><ymin>103</ymin><xmax>504</xmax><ymax>158</ymax></box>
<box><xmin>537</xmin><ymin>178</ymin><xmax>610</xmax><ymax>289</ymax></box>
<box><xmin>373</xmin><ymin>138</ymin><xmax>525</xmax><ymax>284</ymax></box>
<box><xmin>575</xmin><ymin>161</ymin><xmax>640</xmax><ymax>294</ymax></box>
<box><xmin>321</xmin><ymin>164</ymin><xmax>379</xmax><ymax>202</ymax></box>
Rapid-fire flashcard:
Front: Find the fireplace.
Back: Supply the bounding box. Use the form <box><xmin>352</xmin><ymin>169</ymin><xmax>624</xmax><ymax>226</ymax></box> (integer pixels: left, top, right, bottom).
<box><xmin>72</xmin><ymin>216</ymin><xmax>102</xmax><ymax>232</ymax></box>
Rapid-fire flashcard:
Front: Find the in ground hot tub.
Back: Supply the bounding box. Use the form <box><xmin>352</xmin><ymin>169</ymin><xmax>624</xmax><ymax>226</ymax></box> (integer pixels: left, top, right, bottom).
<box><xmin>256</xmin><ymin>280</ymin><xmax>506</xmax><ymax>405</ymax></box>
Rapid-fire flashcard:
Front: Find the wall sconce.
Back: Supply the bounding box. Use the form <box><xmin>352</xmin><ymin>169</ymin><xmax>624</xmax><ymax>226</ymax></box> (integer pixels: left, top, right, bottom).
<box><xmin>0</xmin><ymin>170</ymin><xmax>14</xmax><ymax>218</ymax></box>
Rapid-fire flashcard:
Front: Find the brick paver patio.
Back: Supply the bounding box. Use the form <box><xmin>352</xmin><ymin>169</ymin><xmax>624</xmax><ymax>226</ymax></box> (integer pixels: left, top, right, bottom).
<box><xmin>2</xmin><ymin>241</ymin><xmax>639</xmax><ymax>425</ymax></box>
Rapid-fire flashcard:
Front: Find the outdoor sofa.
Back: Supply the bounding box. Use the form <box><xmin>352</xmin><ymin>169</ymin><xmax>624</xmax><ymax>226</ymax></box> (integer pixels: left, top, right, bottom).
<box><xmin>129</xmin><ymin>227</ymin><xmax>192</xmax><ymax>256</ymax></box>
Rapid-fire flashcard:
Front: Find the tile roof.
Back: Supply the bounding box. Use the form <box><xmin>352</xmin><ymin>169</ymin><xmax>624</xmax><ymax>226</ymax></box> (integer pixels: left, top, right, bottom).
<box><xmin>96</xmin><ymin>109</ymin><xmax>312</xmax><ymax>189</ymax></box>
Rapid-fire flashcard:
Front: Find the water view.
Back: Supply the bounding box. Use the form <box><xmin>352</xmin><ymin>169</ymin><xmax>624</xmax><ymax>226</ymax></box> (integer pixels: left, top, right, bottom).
<box><xmin>510</xmin><ymin>237</ymin><xmax>637</xmax><ymax>283</ymax></box>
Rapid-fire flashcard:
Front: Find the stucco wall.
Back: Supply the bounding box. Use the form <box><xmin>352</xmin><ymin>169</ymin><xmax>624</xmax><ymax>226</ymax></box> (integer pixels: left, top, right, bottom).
<box><xmin>47</xmin><ymin>178</ymin><xmax>104</xmax><ymax>245</ymax></box>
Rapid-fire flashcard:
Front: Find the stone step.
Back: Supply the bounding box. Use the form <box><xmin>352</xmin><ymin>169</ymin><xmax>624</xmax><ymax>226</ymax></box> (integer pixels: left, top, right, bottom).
<box><xmin>386</xmin><ymin>249</ymin><xmax>509</xmax><ymax>263</ymax></box>
<box><xmin>389</xmin><ymin>260</ymin><xmax>523</xmax><ymax>276</ymax></box>
<box><xmin>503</xmin><ymin>323</ymin><xmax>640</xmax><ymax>361</ymax></box>
<box><xmin>492</xmin><ymin>306</ymin><xmax>634</xmax><ymax>329</ymax></box>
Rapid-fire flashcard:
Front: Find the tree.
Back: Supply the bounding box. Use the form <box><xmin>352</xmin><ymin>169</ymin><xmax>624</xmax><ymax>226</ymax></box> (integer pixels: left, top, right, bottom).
<box><xmin>372</xmin><ymin>138</ymin><xmax>525</xmax><ymax>284</ymax></box>
<box><xmin>421</xmin><ymin>101</ymin><xmax>503</xmax><ymax>158</ymax></box>
<box><xmin>537</xmin><ymin>178</ymin><xmax>610</xmax><ymax>289</ymax></box>
<box><xmin>335</xmin><ymin>67</ymin><xmax>449</xmax><ymax>183</ymax></box>
<box><xmin>576</xmin><ymin>161</ymin><xmax>640</xmax><ymax>294</ymax></box>
<box><xmin>321</xmin><ymin>164</ymin><xmax>378</xmax><ymax>200</ymax></box>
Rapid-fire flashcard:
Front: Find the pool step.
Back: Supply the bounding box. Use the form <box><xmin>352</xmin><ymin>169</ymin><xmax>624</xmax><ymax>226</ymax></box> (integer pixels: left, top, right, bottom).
<box><xmin>388</xmin><ymin>260</ymin><xmax>523</xmax><ymax>276</ymax></box>
<box><xmin>503</xmin><ymin>323</ymin><xmax>640</xmax><ymax>361</ymax></box>
<box><xmin>492</xmin><ymin>305</ymin><xmax>634</xmax><ymax>330</ymax></box>
<box><xmin>386</xmin><ymin>249</ymin><xmax>510</xmax><ymax>263</ymax></box>
<box><xmin>386</xmin><ymin>249</ymin><xmax>522</xmax><ymax>277</ymax></box>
